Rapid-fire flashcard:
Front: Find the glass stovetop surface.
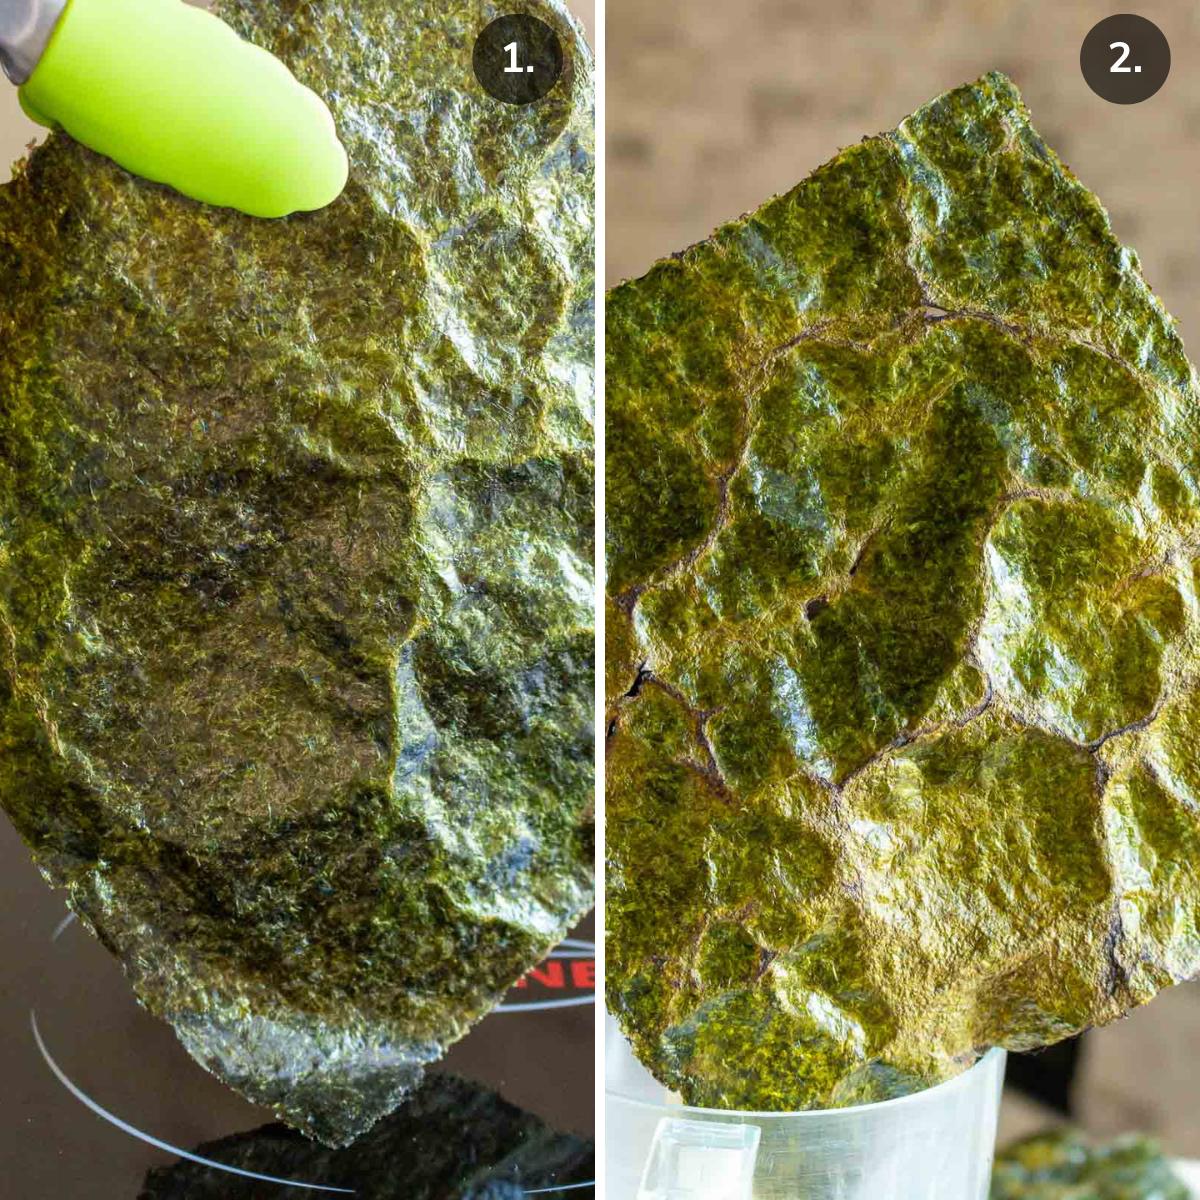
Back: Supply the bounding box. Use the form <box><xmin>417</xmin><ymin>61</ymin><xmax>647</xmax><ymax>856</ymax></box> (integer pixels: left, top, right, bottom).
<box><xmin>0</xmin><ymin>819</ymin><xmax>595</xmax><ymax>1198</ymax></box>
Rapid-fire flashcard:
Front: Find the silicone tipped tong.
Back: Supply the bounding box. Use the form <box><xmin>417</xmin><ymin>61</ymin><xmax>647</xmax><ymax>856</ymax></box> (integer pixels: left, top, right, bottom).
<box><xmin>0</xmin><ymin>0</ymin><xmax>348</xmax><ymax>217</ymax></box>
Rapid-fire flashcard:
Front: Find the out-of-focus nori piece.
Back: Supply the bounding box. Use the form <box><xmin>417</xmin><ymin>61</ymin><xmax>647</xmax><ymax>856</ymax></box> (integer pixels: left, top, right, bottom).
<box><xmin>991</xmin><ymin>1129</ymin><xmax>1189</xmax><ymax>1199</ymax></box>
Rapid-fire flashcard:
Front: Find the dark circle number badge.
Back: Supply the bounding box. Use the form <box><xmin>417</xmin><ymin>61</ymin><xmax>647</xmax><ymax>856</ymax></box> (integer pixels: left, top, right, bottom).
<box><xmin>1080</xmin><ymin>14</ymin><xmax>1170</xmax><ymax>104</ymax></box>
<box><xmin>473</xmin><ymin>14</ymin><xmax>565</xmax><ymax>105</ymax></box>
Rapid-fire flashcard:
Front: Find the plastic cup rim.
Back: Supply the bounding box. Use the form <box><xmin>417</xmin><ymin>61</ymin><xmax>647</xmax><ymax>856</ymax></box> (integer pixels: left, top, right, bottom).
<box><xmin>605</xmin><ymin>1045</ymin><xmax>1006</xmax><ymax>1119</ymax></box>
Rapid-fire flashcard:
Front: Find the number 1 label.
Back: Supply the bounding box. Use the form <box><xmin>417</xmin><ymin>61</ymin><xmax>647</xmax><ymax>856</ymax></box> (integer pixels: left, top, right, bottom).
<box><xmin>503</xmin><ymin>40</ymin><xmax>535</xmax><ymax>74</ymax></box>
<box><xmin>473</xmin><ymin>15</ymin><xmax>564</xmax><ymax>105</ymax></box>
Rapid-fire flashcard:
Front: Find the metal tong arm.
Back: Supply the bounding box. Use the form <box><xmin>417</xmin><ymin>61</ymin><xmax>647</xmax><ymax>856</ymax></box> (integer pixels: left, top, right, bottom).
<box><xmin>0</xmin><ymin>0</ymin><xmax>66</xmax><ymax>85</ymax></box>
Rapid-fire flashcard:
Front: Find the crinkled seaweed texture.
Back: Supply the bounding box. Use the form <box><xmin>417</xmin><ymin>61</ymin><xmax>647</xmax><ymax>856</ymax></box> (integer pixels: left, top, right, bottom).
<box><xmin>606</xmin><ymin>72</ymin><xmax>1200</xmax><ymax>1110</ymax></box>
<box><xmin>137</xmin><ymin>1073</ymin><xmax>594</xmax><ymax>1199</ymax></box>
<box><xmin>0</xmin><ymin>0</ymin><xmax>593</xmax><ymax>1146</ymax></box>
<box><xmin>991</xmin><ymin>1130</ymin><xmax>1189</xmax><ymax>1200</ymax></box>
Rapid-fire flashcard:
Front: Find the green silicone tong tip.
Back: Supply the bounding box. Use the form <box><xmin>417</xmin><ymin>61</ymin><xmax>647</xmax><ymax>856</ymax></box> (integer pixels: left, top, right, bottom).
<box><xmin>1</xmin><ymin>0</ymin><xmax>349</xmax><ymax>218</ymax></box>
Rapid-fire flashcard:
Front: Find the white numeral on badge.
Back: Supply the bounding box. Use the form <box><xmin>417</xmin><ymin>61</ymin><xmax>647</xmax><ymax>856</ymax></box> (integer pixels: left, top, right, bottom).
<box><xmin>1109</xmin><ymin>41</ymin><xmax>1141</xmax><ymax>72</ymax></box>
<box><xmin>503</xmin><ymin>41</ymin><xmax>534</xmax><ymax>74</ymax></box>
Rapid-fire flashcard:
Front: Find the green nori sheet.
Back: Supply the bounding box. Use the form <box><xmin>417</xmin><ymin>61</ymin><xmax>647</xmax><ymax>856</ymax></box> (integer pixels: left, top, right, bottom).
<box><xmin>606</xmin><ymin>72</ymin><xmax>1200</xmax><ymax>1110</ymax></box>
<box><xmin>0</xmin><ymin>0</ymin><xmax>593</xmax><ymax>1146</ymax></box>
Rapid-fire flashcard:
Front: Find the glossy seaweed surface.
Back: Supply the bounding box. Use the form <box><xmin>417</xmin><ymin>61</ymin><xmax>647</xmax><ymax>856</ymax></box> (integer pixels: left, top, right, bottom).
<box><xmin>991</xmin><ymin>1130</ymin><xmax>1189</xmax><ymax>1200</ymax></box>
<box><xmin>0</xmin><ymin>0</ymin><xmax>593</xmax><ymax>1145</ymax></box>
<box><xmin>606</xmin><ymin>73</ymin><xmax>1200</xmax><ymax>1110</ymax></box>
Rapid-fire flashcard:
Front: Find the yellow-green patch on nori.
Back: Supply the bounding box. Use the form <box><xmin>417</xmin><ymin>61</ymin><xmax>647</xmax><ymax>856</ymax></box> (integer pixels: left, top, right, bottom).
<box><xmin>606</xmin><ymin>73</ymin><xmax>1200</xmax><ymax>1110</ymax></box>
<box><xmin>0</xmin><ymin>0</ymin><xmax>593</xmax><ymax>1146</ymax></box>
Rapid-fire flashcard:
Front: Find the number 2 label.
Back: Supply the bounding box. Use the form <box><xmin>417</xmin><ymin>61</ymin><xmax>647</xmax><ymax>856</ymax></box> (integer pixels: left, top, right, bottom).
<box><xmin>1109</xmin><ymin>41</ymin><xmax>1141</xmax><ymax>73</ymax></box>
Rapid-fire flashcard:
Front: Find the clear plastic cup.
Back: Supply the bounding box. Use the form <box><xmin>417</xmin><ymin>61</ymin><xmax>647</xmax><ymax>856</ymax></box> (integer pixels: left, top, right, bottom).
<box><xmin>605</xmin><ymin>1014</ymin><xmax>1006</xmax><ymax>1200</ymax></box>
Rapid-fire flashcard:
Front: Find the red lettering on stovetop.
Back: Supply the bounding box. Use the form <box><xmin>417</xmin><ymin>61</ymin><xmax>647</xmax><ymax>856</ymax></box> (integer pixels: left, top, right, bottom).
<box><xmin>527</xmin><ymin>961</ymin><xmax>566</xmax><ymax>988</ymax></box>
<box><xmin>512</xmin><ymin>956</ymin><xmax>596</xmax><ymax>991</ymax></box>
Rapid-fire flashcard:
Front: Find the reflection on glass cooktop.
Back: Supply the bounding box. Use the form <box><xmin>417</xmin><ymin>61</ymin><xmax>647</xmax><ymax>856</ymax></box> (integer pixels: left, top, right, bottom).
<box><xmin>135</xmin><ymin>1073</ymin><xmax>594</xmax><ymax>1199</ymax></box>
<box><xmin>0</xmin><ymin>819</ymin><xmax>594</xmax><ymax>1198</ymax></box>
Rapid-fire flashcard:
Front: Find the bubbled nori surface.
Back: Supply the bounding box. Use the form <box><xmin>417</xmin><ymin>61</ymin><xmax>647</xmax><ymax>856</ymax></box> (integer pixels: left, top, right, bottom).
<box><xmin>606</xmin><ymin>72</ymin><xmax>1200</xmax><ymax>1109</ymax></box>
<box><xmin>137</xmin><ymin>1073</ymin><xmax>594</xmax><ymax>1199</ymax></box>
<box><xmin>0</xmin><ymin>0</ymin><xmax>593</xmax><ymax>1146</ymax></box>
<box><xmin>991</xmin><ymin>1130</ymin><xmax>1189</xmax><ymax>1200</ymax></box>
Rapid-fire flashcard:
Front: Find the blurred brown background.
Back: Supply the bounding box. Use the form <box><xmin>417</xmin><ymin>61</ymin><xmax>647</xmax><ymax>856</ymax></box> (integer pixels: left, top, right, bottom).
<box><xmin>608</xmin><ymin>0</ymin><xmax>1200</xmax><ymax>1163</ymax></box>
